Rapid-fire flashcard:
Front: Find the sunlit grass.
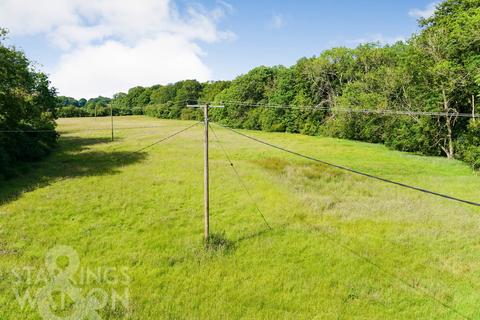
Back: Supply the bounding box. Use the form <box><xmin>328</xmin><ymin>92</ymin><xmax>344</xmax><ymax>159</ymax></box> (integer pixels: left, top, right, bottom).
<box><xmin>0</xmin><ymin>116</ymin><xmax>479</xmax><ymax>319</ymax></box>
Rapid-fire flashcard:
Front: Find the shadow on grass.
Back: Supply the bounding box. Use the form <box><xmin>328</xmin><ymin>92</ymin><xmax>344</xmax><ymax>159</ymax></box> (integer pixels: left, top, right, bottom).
<box><xmin>0</xmin><ymin>135</ymin><xmax>147</xmax><ymax>206</ymax></box>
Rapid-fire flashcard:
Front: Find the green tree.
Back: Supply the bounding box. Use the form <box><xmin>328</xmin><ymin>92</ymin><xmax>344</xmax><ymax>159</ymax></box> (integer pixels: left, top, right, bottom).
<box><xmin>0</xmin><ymin>28</ymin><xmax>58</xmax><ymax>178</ymax></box>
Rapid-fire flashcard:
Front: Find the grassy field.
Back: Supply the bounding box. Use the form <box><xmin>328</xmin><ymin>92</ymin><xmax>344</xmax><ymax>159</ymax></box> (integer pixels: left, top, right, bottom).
<box><xmin>1</xmin><ymin>116</ymin><xmax>480</xmax><ymax>319</ymax></box>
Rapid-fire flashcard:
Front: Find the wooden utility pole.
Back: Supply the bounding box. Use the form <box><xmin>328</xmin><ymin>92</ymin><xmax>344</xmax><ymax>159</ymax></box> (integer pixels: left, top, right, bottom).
<box><xmin>204</xmin><ymin>104</ymin><xmax>210</xmax><ymax>241</ymax></box>
<box><xmin>110</xmin><ymin>105</ymin><xmax>114</xmax><ymax>141</ymax></box>
<box><xmin>187</xmin><ymin>103</ymin><xmax>223</xmax><ymax>243</ymax></box>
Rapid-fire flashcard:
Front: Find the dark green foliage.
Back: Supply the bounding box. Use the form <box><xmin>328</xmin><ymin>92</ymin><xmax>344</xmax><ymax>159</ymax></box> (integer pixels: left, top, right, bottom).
<box><xmin>174</xmin><ymin>80</ymin><xmax>203</xmax><ymax>106</ymax></box>
<box><xmin>384</xmin><ymin>117</ymin><xmax>445</xmax><ymax>156</ymax></box>
<box><xmin>57</xmin><ymin>96</ymin><xmax>114</xmax><ymax>117</ymax></box>
<box><xmin>456</xmin><ymin>120</ymin><xmax>480</xmax><ymax>169</ymax></box>
<box><xmin>200</xmin><ymin>80</ymin><xmax>231</xmax><ymax>103</ymax></box>
<box><xmin>144</xmin><ymin>102</ymin><xmax>181</xmax><ymax>119</ymax></box>
<box><xmin>57</xmin><ymin>96</ymin><xmax>81</xmax><ymax>107</ymax></box>
<box><xmin>150</xmin><ymin>85</ymin><xmax>176</xmax><ymax>104</ymax></box>
<box><xmin>0</xmin><ymin>29</ymin><xmax>58</xmax><ymax>179</ymax></box>
<box><xmin>57</xmin><ymin>106</ymin><xmax>89</xmax><ymax>117</ymax></box>
<box><xmin>132</xmin><ymin>106</ymin><xmax>144</xmax><ymax>115</ymax></box>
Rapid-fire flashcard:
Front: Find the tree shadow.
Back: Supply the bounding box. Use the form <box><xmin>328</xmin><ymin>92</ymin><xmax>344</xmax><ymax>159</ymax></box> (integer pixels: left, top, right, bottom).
<box><xmin>0</xmin><ymin>136</ymin><xmax>147</xmax><ymax>206</ymax></box>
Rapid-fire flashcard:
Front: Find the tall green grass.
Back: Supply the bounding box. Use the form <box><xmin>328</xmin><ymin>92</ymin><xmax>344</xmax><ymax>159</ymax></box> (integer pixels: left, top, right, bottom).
<box><xmin>0</xmin><ymin>116</ymin><xmax>479</xmax><ymax>319</ymax></box>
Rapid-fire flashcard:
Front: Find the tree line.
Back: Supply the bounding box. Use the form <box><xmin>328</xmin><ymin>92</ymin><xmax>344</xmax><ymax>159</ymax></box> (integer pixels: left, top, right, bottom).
<box><xmin>0</xmin><ymin>29</ymin><xmax>57</xmax><ymax>179</ymax></box>
<box><xmin>56</xmin><ymin>0</ymin><xmax>479</xmax><ymax>169</ymax></box>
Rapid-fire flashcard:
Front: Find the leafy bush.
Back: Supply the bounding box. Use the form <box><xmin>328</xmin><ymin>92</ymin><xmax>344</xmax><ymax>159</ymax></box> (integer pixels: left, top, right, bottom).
<box><xmin>456</xmin><ymin>120</ymin><xmax>480</xmax><ymax>169</ymax></box>
<box><xmin>132</xmin><ymin>107</ymin><xmax>144</xmax><ymax>115</ymax></box>
<box><xmin>383</xmin><ymin>117</ymin><xmax>444</xmax><ymax>156</ymax></box>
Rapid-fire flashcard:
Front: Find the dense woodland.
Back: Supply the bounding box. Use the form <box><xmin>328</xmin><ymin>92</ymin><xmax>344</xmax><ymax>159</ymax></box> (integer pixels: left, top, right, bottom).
<box><xmin>2</xmin><ymin>0</ymin><xmax>479</xmax><ymax>179</ymax></box>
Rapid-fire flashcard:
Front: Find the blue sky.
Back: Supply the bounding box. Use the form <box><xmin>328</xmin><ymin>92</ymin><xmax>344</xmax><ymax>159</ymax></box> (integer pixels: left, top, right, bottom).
<box><xmin>201</xmin><ymin>0</ymin><xmax>434</xmax><ymax>79</ymax></box>
<box><xmin>1</xmin><ymin>0</ymin><xmax>437</xmax><ymax>98</ymax></box>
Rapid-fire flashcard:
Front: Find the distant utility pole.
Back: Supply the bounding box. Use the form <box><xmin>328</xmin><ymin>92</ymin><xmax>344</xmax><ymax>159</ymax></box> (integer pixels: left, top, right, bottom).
<box><xmin>110</xmin><ymin>105</ymin><xmax>114</xmax><ymax>142</ymax></box>
<box><xmin>187</xmin><ymin>103</ymin><xmax>224</xmax><ymax>242</ymax></box>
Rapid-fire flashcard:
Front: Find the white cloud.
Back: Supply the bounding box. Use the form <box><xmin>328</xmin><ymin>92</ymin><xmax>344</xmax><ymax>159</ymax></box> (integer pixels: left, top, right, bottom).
<box><xmin>0</xmin><ymin>0</ymin><xmax>234</xmax><ymax>98</ymax></box>
<box><xmin>52</xmin><ymin>36</ymin><xmax>211</xmax><ymax>98</ymax></box>
<box><xmin>269</xmin><ymin>13</ymin><xmax>285</xmax><ymax>30</ymax></box>
<box><xmin>409</xmin><ymin>2</ymin><xmax>438</xmax><ymax>19</ymax></box>
<box><xmin>0</xmin><ymin>0</ymin><xmax>79</xmax><ymax>35</ymax></box>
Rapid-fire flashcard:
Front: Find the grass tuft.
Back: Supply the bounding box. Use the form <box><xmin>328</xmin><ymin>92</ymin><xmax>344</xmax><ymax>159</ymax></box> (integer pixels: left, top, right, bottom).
<box><xmin>205</xmin><ymin>232</ymin><xmax>235</xmax><ymax>253</ymax></box>
<box><xmin>252</xmin><ymin>158</ymin><xmax>290</xmax><ymax>172</ymax></box>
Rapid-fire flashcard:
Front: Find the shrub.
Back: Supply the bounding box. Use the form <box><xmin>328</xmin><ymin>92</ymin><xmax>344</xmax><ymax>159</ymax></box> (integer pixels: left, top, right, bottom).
<box><xmin>457</xmin><ymin>120</ymin><xmax>480</xmax><ymax>169</ymax></box>
<box><xmin>132</xmin><ymin>107</ymin><xmax>144</xmax><ymax>115</ymax></box>
<box><xmin>180</xmin><ymin>108</ymin><xmax>201</xmax><ymax>121</ymax></box>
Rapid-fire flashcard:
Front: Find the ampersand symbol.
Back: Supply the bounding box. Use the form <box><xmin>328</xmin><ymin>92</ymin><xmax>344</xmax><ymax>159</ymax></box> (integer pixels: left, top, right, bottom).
<box><xmin>36</xmin><ymin>246</ymin><xmax>104</xmax><ymax>320</ymax></box>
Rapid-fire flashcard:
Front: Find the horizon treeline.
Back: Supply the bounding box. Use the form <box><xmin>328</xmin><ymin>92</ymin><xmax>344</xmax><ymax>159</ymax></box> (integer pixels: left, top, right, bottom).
<box><xmin>57</xmin><ymin>0</ymin><xmax>480</xmax><ymax>169</ymax></box>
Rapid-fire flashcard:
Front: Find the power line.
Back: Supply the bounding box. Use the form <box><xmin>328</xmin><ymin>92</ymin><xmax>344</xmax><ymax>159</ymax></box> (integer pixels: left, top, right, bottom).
<box><xmin>209</xmin><ymin>123</ymin><xmax>272</xmax><ymax>230</ymax></box>
<box><xmin>114</xmin><ymin>122</ymin><xmax>201</xmax><ymax>162</ymax></box>
<box><xmin>196</xmin><ymin>99</ymin><xmax>476</xmax><ymax>118</ymax></box>
<box><xmin>63</xmin><ymin>125</ymin><xmax>192</xmax><ymax>134</ymax></box>
<box><xmin>213</xmin><ymin>122</ymin><xmax>480</xmax><ymax>208</ymax></box>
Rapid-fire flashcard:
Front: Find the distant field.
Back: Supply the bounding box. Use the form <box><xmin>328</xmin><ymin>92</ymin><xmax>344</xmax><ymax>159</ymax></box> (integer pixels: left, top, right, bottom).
<box><xmin>1</xmin><ymin>116</ymin><xmax>479</xmax><ymax>319</ymax></box>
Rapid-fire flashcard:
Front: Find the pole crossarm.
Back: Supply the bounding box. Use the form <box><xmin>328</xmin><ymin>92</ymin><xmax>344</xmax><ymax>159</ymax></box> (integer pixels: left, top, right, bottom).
<box><xmin>187</xmin><ymin>104</ymin><xmax>225</xmax><ymax>109</ymax></box>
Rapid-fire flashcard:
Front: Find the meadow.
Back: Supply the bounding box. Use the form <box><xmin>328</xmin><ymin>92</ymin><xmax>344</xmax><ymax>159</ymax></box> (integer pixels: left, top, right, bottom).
<box><xmin>1</xmin><ymin>116</ymin><xmax>480</xmax><ymax>319</ymax></box>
